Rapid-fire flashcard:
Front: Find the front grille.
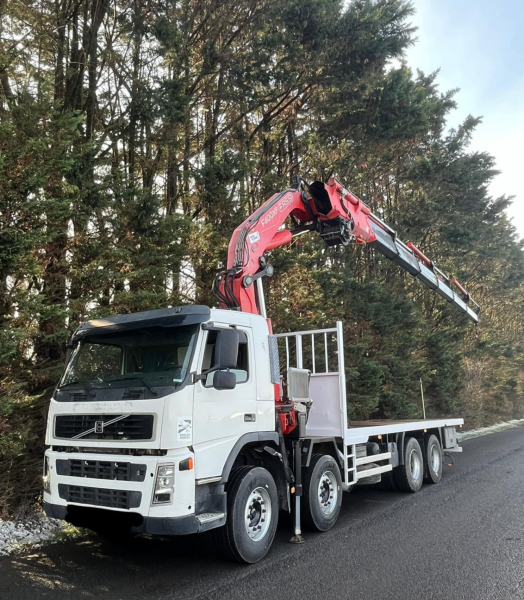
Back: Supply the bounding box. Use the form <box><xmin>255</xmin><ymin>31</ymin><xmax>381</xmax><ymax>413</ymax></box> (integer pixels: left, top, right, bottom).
<box><xmin>58</xmin><ymin>484</ymin><xmax>141</xmax><ymax>509</ymax></box>
<box><xmin>55</xmin><ymin>414</ymin><xmax>154</xmax><ymax>440</ymax></box>
<box><xmin>56</xmin><ymin>459</ymin><xmax>147</xmax><ymax>482</ymax></box>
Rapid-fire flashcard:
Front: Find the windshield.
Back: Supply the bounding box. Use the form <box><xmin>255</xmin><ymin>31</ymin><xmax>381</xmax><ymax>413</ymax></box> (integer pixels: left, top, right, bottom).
<box><xmin>59</xmin><ymin>325</ymin><xmax>198</xmax><ymax>392</ymax></box>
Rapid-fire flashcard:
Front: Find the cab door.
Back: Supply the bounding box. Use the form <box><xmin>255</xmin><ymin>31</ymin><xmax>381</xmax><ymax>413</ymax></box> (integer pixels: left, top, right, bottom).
<box><xmin>192</xmin><ymin>325</ymin><xmax>257</xmax><ymax>480</ymax></box>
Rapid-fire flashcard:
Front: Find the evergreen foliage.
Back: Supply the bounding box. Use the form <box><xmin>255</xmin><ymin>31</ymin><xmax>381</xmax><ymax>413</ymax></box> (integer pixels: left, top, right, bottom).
<box><xmin>1</xmin><ymin>0</ymin><xmax>523</xmax><ymax>515</ymax></box>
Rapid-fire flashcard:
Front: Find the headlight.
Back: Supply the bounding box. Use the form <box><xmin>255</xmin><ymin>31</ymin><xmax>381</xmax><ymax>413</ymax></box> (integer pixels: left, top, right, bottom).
<box><xmin>152</xmin><ymin>463</ymin><xmax>174</xmax><ymax>504</ymax></box>
<box><xmin>43</xmin><ymin>457</ymin><xmax>51</xmax><ymax>493</ymax></box>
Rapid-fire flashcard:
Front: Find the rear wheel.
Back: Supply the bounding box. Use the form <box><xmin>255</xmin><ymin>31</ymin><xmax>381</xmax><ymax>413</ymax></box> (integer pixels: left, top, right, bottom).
<box><xmin>303</xmin><ymin>454</ymin><xmax>343</xmax><ymax>532</ymax></box>
<box><xmin>424</xmin><ymin>434</ymin><xmax>443</xmax><ymax>484</ymax></box>
<box><xmin>392</xmin><ymin>437</ymin><xmax>424</xmax><ymax>493</ymax></box>
<box><xmin>215</xmin><ymin>466</ymin><xmax>278</xmax><ymax>563</ymax></box>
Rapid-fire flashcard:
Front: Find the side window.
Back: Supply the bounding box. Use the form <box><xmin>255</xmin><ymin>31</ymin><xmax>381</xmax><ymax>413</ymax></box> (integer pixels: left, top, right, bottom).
<box><xmin>203</xmin><ymin>330</ymin><xmax>249</xmax><ymax>387</ymax></box>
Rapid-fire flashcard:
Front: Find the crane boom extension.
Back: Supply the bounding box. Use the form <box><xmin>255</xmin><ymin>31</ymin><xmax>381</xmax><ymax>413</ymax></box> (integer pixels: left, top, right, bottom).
<box><xmin>368</xmin><ymin>221</ymin><xmax>479</xmax><ymax>322</ymax></box>
<box><xmin>215</xmin><ymin>178</ymin><xmax>480</xmax><ymax>323</ymax></box>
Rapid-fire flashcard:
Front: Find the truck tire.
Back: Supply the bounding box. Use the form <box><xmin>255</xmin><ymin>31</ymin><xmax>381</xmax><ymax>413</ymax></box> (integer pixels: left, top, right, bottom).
<box><xmin>303</xmin><ymin>454</ymin><xmax>343</xmax><ymax>532</ymax></box>
<box><xmin>392</xmin><ymin>437</ymin><xmax>423</xmax><ymax>493</ymax></box>
<box><xmin>424</xmin><ymin>434</ymin><xmax>443</xmax><ymax>484</ymax></box>
<box><xmin>215</xmin><ymin>466</ymin><xmax>278</xmax><ymax>563</ymax></box>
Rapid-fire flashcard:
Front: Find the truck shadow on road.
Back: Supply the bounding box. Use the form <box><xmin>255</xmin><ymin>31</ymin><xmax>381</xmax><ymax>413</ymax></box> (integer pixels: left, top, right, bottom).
<box><xmin>7</xmin><ymin>531</ymin><xmax>232</xmax><ymax>598</ymax></box>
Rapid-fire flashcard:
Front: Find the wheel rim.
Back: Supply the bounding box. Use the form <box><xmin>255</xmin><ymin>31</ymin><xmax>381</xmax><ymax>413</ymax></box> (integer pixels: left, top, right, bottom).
<box><xmin>409</xmin><ymin>449</ymin><xmax>422</xmax><ymax>481</ymax></box>
<box><xmin>317</xmin><ymin>470</ymin><xmax>338</xmax><ymax>515</ymax></box>
<box><xmin>244</xmin><ymin>486</ymin><xmax>272</xmax><ymax>541</ymax></box>
<box><xmin>431</xmin><ymin>444</ymin><xmax>441</xmax><ymax>473</ymax></box>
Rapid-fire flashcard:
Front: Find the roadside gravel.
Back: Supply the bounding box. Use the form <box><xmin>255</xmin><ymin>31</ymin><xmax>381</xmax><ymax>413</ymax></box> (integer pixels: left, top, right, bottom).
<box><xmin>457</xmin><ymin>418</ymin><xmax>524</xmax><ymax>441</ymax></box>
<box><xmin>0</xmin><ymin>512</ymin><xmax>83</xmax><ymax>557</ymax></box>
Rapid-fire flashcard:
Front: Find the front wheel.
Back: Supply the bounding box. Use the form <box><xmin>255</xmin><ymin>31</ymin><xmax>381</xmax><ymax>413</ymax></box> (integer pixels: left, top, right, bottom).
<box><xmin>215</xmin><ymin>466</ymin><xmax>278</xmax><ymax>563</ymax></box>
<box><xmin>303</xmin><ymin>454</ymin><xmax>343</xmax><ymax>532</ymax></box>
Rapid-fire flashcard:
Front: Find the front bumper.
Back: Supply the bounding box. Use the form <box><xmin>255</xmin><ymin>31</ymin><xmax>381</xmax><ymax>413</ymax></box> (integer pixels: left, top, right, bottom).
<box><xmin>42</xmin><ymin>501</ymin><xmax>213</xmax><ymax>535</ymax></box>
<box><xmin>44</xmin><ymin>448</ymin><xmax>197</xmax><ymax>525</ymax></box>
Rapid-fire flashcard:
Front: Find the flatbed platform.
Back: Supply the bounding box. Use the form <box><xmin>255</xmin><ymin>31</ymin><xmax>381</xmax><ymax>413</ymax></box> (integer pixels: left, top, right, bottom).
<box><xmin>345</xmin><ymin>418</ymin><xmax>464</xmax><ymax>445</ymax></box>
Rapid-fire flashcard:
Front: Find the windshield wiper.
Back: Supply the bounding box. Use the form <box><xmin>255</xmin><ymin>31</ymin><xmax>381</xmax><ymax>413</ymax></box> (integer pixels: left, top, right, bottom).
<box><xmin>106</xmin><ymin>377</ymin><xmax>159</xmax><ymax>396</ymax></box>
<box><xmin>58</xmin><ymin>380</ymin><xmax>97</xmax><ymax>397</ymax></box>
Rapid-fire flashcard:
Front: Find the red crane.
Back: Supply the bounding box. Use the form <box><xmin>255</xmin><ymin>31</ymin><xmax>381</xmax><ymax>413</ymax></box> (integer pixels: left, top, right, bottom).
<box><xmin>214</xmin><ymin>177</ymin><xmax>480</xmax><ymax>322</ymax></box>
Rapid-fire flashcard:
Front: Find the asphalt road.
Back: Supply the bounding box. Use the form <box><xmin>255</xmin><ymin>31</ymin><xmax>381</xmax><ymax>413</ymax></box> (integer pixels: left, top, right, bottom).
<box><xmin>2</xmin><ymin>427</ymin><xmax>524</xmax><ymax>600</ymax></box>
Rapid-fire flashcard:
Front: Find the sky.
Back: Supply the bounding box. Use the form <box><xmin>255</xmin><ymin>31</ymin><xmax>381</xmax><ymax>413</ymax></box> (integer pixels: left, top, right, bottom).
<box><xmin>404</xmin><ymin>0</ymin><xmax>524</xmax><ymax>236</ymax></box>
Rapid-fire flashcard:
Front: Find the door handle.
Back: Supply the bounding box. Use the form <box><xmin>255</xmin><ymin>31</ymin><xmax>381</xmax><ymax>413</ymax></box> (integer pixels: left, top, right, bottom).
<box><xmin>244</xmin><ymin>414</ymin><xmax>256</xmax><ymax>422</ymax></box>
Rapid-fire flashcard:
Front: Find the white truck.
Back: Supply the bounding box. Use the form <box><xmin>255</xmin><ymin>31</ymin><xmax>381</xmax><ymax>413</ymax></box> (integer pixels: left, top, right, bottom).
<box><xmin>43</xmin><ymin>178</ymin><xmax>479</xmax><ymax>563</ymax></box>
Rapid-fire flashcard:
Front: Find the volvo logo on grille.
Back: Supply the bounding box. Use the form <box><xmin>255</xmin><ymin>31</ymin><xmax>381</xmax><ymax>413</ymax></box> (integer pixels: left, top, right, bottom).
<box><xmin>71</xmin><ymin>414</ymin><xmax>130</xmax><ymax>439</ymax></box>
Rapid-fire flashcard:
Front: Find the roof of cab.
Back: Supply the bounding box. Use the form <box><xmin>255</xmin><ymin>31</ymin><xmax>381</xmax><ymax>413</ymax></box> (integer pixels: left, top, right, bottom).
<box><xmin>72</xmin><ymin>305</ymin><xmax>211</xmax><ymax>339</ymax></box>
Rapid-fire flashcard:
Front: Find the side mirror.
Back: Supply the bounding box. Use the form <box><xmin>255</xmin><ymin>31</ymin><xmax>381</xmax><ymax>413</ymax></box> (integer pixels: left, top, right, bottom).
<box><xmin>214</xmin><ymin>328</ymin><xmax>239</xmax><ymax>370</ymax></box>
<box><xmin>213</xmin><ymin>370</ymin><xmax>237</xmax><ymax>390</ymax></box>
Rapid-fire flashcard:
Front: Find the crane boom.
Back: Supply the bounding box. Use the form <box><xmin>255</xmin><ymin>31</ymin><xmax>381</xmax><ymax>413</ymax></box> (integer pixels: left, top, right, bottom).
<box><xmin>214</xmin><ymin>178</ymin><xmax>480</xmax><ymax>323</ymax></box>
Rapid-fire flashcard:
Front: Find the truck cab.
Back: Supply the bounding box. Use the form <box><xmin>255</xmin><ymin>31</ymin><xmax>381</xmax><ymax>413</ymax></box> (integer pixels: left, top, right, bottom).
<box><xmin>43</xmin><ymin>306</ymin><xmax>278</xmax><ymax>539</ymax></box>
